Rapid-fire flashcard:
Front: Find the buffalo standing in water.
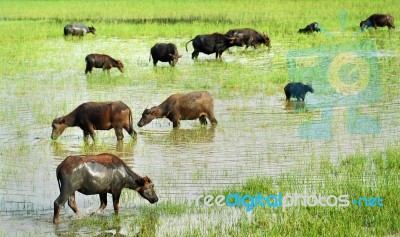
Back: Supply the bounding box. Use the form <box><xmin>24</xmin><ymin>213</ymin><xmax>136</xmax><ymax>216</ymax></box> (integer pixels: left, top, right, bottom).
<box><xmin>85</xmin><ymin>54</ymin><xmax>124</xmax><ymax>75</ymax></box>
<box><xmin>51</xmin><ymin>101</ymin><xmax>136</xmax><ymax>141</ymax></box>
<box><xmin>53</xmin><ymin>153</ymin><xmax>158</xmax><ymax>224</ymax></box>
<box><xmin>150</xmin><ymin>43</ymin><xmax>182</xmax><ymax>66</ymax></box>
<box><xmin>64</xmin><ymin>24</ymin><xmax>96</xmax><ymax>36</ymax></box>
<box><xmin>360</xmin><ymin>14</ymin><xmax>395</xmax><ymax>31</ymax></box>
<box><xmin>185</xmin><ymin>33</ymin><xmax>241</xmax><ymax>59</ymax></box>
<box><xmin>284</xmin><ymin>82</ymin><xmax>314</xmax><ymax>101</ymax></box>
<box><xmin>298</xmin><ymin>22</ymin><xmax>321</xmax><ymax>33</ymax></box>
<box><xmin>225</xmin><ymin>28</ymin><xmax>271</xmax><ymax>49</ymax></box>
<box><xmin>138</xmin><ymin>91</ymin><xmax>218</xmax><ymax>128</ymax></box>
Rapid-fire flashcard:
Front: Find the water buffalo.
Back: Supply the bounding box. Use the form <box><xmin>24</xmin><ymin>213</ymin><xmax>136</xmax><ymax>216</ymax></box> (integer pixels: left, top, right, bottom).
<box><xmin>149</xmin><ymin>43</ymin><xmax>182</xmax><ymax>66</ymax></box>
<box><xmin>185</xmin><ymin>33</ymin><xmax>241</xmax><ymax>59</ymax></box>
<box><xmin>137</xmin><ymin>91</ymin><xmax>218</xmax><ymax>128</ymax></box>
<box><xmin>51</xmin><ymin>101</ymin><xmax>136</xmax><ymax>141</ymax></box>
<box><xmin>360</xmin><ymin>14</ymin><xmax>395</xmax><ymax>30</ymax></box>
<box><xmin>298</xmin><ymin>22</ymin><xmax>320</xmax><ymax>33</ymax></box>
<box><xmin>53</xmin><ymin>153</ymin><xmax>158</xmax><ymax>224</ymax></box>
<box><xmin>284</xmin><ymin>82</ymin><xmax>314</xmax><ymax>101</ymax></box>
<box><xmin>85</xmin><ymin>54</ymin><xmax>124</xmax><ymax>75</ymax></box>
<box><xmin>64</xmin><ymin>24</ymin><xmax>96</xmax><ymax>36</ymax></box>
<box><xmin>225</xmin><ymin>28</ymin><xmax>271</xmax><ymax>49</ymax></box>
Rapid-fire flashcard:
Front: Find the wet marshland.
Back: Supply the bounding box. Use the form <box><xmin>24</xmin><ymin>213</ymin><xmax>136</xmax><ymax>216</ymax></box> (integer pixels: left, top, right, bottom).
<box><xmin>1</xmin><ymin>32</ymin><xmax>400</xmax><ymax>235</ymax></box>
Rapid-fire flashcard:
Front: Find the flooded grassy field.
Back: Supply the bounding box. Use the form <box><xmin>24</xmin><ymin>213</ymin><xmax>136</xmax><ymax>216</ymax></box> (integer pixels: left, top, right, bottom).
<box><xmin>1</xmin><ymin>1</ymin><xmax>400</xmax><ymax>236</ymax></box>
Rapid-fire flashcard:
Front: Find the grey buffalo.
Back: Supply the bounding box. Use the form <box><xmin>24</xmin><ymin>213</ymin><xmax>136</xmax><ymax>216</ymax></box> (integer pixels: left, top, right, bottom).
<box><xmin>53</xmin><ymin>153</ymin><xmax>158</xmax><ymax>224</ymax></box>
<box><xmin>64</xmin><ymin>24</ymin><xmax>96</xmax><ymax>36</ymax></box>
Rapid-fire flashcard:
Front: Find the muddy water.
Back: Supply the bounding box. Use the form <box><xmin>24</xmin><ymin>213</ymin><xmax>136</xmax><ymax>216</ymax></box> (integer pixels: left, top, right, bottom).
<box><xmin>0</xmin><ymin>36</ymin><xmax>399</xmax><ymax>236</ymax></box>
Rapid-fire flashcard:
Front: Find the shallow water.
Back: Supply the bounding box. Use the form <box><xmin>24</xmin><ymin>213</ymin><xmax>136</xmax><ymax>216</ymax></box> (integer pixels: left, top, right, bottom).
<box><xmin>0</xmin><ymin>35</ymin><xmax>399</xmax><ymax>236</ymax></box>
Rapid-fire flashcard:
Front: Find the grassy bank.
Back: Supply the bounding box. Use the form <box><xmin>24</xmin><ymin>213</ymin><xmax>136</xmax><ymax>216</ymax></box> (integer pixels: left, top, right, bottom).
<box><xmin>64</xmin><ymin>146</ymin><xmax>400</xmax><ymax>236</ymax></box>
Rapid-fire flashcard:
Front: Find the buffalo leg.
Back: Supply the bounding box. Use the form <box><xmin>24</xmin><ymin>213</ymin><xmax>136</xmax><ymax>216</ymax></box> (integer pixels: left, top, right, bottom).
<box><xmin>67</xmin><ymin>193</ymin><xmax>79</xmax><ymax>214</ymax></box>
<box><xmin>153</xmin><ymin>60</ymin><xmax>158</xmax><ymax>66</ymax></box>
<box><xmin>114</xmin><ymin>127</ymin><xmax>124</xmax><ymax>141</ymax></box>
<box><xmin>172</xmin><ymin>120</ymin><xmax>180</xmax><ymax>128</ymax></box>
<box><xmin>199</xmin><ymin>115</ymin><xmax>208</xmax><ymax>125</ymax></box>
<box><xmin>87</xmin><ymin>125</ymin><xmax>97</xmax><ymax>141</ymax></box>
<box><xmin>93</xmin><ymin>193</ymin><xmax>107</xmax><ymax>215</ymax></box>
<box><xmin>112</xmin><ymin>192</ymin><xmax>121</xmax><ymax>215</ymax></box>
<box><xmin>207</xmin><ymin>112</ymin><xmax>218</xmax><ymax>125</ymax></box>
<box><xmin>53</xmin><ymin>191</ymin><xmax>73</xmax><ymax>224</ymax></box>
<box><xmin>192</xmin><ymin>51</ymin><xmax>199</xmax><ymax>60</ymax></box>
<box><xmin>83</xmin><ymin>130</ymin><xmax>90</xmax><ymax>142</ymax></box>
<box><xmin>124</xmin><ymin>124</ymin><xmax>137</xmax><ymax>139</ymax></box>
<box><xmin>85</xmin><ymin>65</ymin><xmax>92</xmax><ymax>74</ymax></box>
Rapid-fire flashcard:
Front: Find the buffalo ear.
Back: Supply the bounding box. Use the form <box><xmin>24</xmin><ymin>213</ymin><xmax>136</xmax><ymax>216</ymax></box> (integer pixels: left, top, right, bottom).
<box><xmin>151</xmin><ymin>108</ymin><xmax>161</xmax><ymax>116</ymax></box>
<box><xmin>135</xmin><ymin>178</ymin><xmax>145</xmax><ymax>186</ymax></box>
<box><xmin>59</xmin><ymin>118</ymin><xmax>66</xmax><ymax>124</ymax></box>
<box><xmin>177</xmin><ymin>54</ymin><xmax>182</xmax><ymax>58</ymax></box>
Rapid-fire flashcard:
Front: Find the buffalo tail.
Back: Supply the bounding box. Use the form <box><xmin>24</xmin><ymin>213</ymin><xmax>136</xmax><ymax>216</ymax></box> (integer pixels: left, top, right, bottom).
<box><xmin>185</xmin><ymin>39</ymin><xmax>193</xmax><ymax>52</ymax></box>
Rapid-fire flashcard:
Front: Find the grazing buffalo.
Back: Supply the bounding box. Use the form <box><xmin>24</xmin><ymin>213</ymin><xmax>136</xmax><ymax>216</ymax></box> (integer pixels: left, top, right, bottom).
<box><xmin>150</xmin><ymin>43</ymin><xmax>182</xmax><ymax>66</ymax></box>
<box><xmin>85</xmin><ymin>54</ymin><xmax>124</xmax><ymax>75</ymax></box>
<box><xmin>64</xmin><ymin>24</ymin><xmax>96</xmax><ymax>36</ymax></box>
<box><xmin>51</xmin><ymin>101</ymin><xmax>136</xmax><ymax>141</ymax></box>
<box><xmin>185</xmin><ymin>33</ymin><xmax>241</xmax><ymax>59</ymax></box>
<box><xmin>225</xmin><ymin>28</ymin><xmax>271</xmax><ymax>49</ymax></box>
<box><xmin>138</xmin><ymin>91</ymin><xmax>218</xmax><ymax>128</ymax></box>
<box><xmin>298</xmin><ymin>22</ymin><xmax>320</xmax><ymax>33</ymax></box>
<box><xmin>284</xmin><ymin>82</ymin><xmax>314</xmax><ymax>101</ymax></box>
<box><xmin>53</xmin><ymin>153</ymin><xmax>158</xmax><ymax>224</ymax></box>
<box><xmin>360</xmin><ymin>14</ymin><xmax>395</xmax><ymax>30</ymax></box>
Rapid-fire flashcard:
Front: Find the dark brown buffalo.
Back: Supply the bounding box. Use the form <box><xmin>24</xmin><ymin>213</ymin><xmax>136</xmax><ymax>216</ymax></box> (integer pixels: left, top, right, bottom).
<box><xmin>137</xmin><ymin>91</ymin><xmax>218</xmax><ymax>128</ymax></box>
<box><xmin>298</xmin><ymin>22</ymin><xmax>320</xmax><ymax>33</ymax></box>
<box><xmin>185</xmin><ymin>33</ymin><xmax>241</xmax><ymax>59</ymax></box>
<box><xmin>225</xmin><ymin>28</ymin><xmax>270</xmax><ymax>49</ymax></box>
<box><xmin>150</xmin><ymin>43</ymin><xmax>182</xmax><ymax>66</ymax></box>
<box><xmin>284</xmin><ymin>82</ymin><xmax>314</xmax><ymax>102</ymax></box>
<box><xmin>85</xmin><ymin>54</ymin><xmax>124</xmax><ymax>75</ymax></box>
<box><xmin>53</xmin><ymin>153</ymin><xmax>158</xmax><ymax>224</ymax></box>
<box><xmin>360</xmin><ymin>14</ymin><xmax>395</xmax><ymax>30</ymax></box>
<box><xmin>51</xmin><ymin>101</ymin><xmax>136</xmax><ymax>141</ymax></box>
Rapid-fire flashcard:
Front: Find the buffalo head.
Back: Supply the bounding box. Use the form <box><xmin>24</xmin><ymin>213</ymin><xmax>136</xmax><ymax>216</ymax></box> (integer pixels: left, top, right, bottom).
<box><xmin>135</xmin><ymin>176</ymin><xmax>158</xmax><ymax>204</ymax></box>
<box><xmin>51</xmin><ymin>117</ymin><xmax>67</xmax><ymax>140</ymax></box>
<box><xmin>137</xmin><ymin>107</ymin><xmax>160</xmax><ymax>127</ymax></box>
<box><xmin>169</xmin><ymin>53</ymin><xmax>182</xmax><ymax>66</ymax></box>
<box><xmin>88</xmin><ymin>26</ymin><xmax>96</xmax><ymax>35</ymax></box>
<box><xmin>116</xmin><ymin>60</ymin><xmax>124</xmax><ymax>73</ymax></box>
<box><xmin>360</xmin><ymin>20</ymin><xmax>370</xmax><ymax>30</ymax></box>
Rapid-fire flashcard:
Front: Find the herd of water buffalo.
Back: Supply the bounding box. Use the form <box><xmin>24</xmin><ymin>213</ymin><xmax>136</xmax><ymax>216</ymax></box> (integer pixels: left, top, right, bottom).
<box><xmin>52</xmin><ymin>13</ymin><xmax>395</xmax><ymax>224</ymax></box>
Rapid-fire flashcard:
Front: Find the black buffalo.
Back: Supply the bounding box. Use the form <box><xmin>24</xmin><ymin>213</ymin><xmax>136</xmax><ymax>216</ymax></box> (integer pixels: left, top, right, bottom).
<box><xmin>185</xmin><ymin>33</ymin><xmax>241</xmax><ymax>59</ymax></box>
<box><xmin>225</xmin><ymin>28</ymin><xmax>270</xmax><ymax>49</ymax></box>
<box><xmin>298</xmin><ymin>22</ymin><xmax>320</xmax><ymax>33</ymax></box>
<box><xmin>149</xmin><ymin>43</ymin><xmax>182</xmax><ymax>66</ymax></box>
<box><xmin>64</xmin><ymin>24</ymin><xmax>96</xmax><ymax>36</ymax></box>
<box><xmin>284</xmin><ymin>82</ymin><xmax>314</xmax><ymax>101</ymax></box>
<box><xmin>360</xmin><ymin>14</ymin><xmax>395</xmax><ymax>30</ymax></box>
